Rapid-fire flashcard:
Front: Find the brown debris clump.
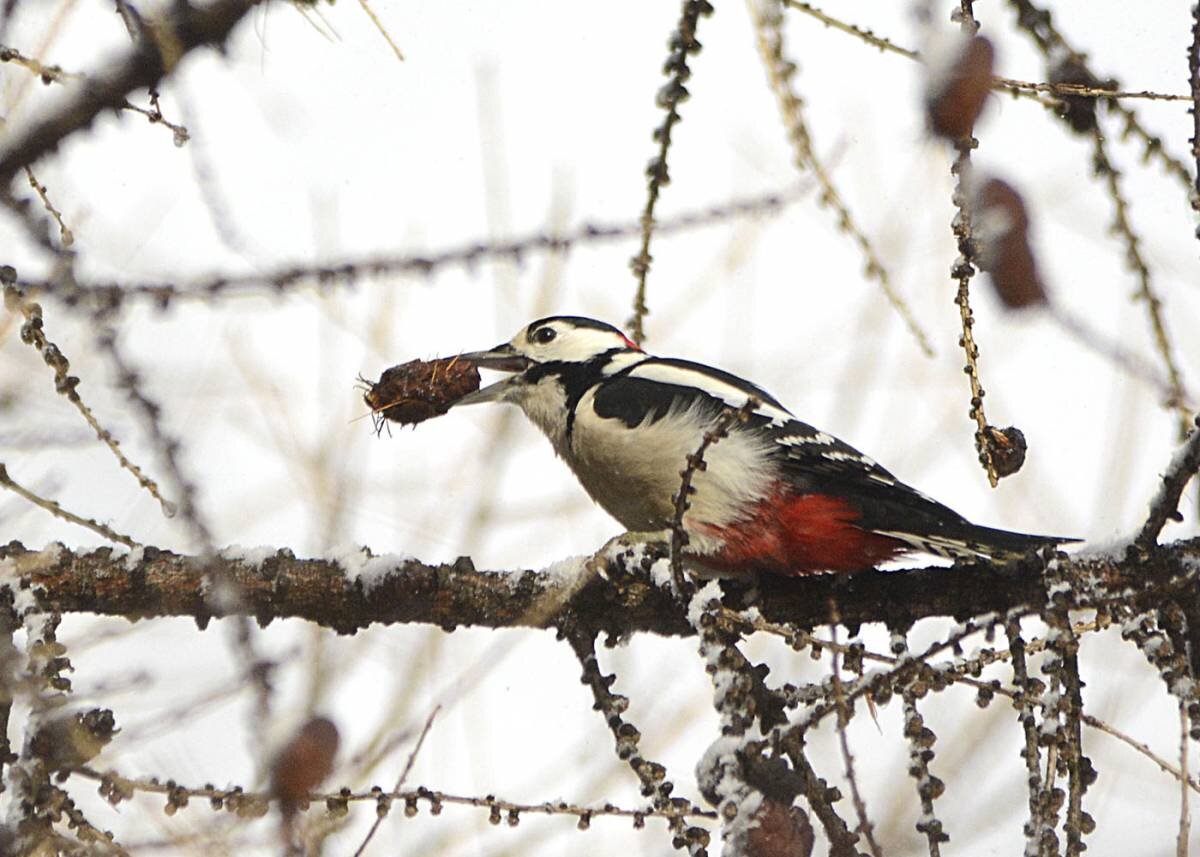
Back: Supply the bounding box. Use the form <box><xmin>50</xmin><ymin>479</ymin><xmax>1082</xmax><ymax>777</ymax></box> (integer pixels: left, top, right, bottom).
<box><xmin>973</xmin><ymin>177</ymin><xmax>1048</xmax><ymax>311</ymax></box>
<box><xmin>270</xmin><ymin>716</ymin><xmax>340</xmax><ymax>819</ymax></box>
<box><xmin>984</xmin><ymin>425</ymin><xmax>1028</xmax><ymax>478</ymax></box>
<box><xmin>926</xmin><ymin>35</ymin><xmax>995</xmax><ymax>140</ymax></box>
<box><xmin>362</xmin><ymin>355</ymin><xmax>480</xmax><ymax>431</ymax></box>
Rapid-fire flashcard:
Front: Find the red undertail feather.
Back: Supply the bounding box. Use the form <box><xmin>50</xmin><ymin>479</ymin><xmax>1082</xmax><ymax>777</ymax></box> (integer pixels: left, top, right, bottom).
<box><xmin>698</xmin><ymin>492</ymin><xmax>907</xmax><ymax>576</ymax></box>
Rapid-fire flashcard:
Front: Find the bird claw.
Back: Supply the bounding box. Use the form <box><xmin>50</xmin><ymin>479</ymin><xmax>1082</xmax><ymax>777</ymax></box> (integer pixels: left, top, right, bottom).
<box><xmin>599</xmin><ymin>530</ymin><xmax>670</xmax><ymax>558</ymax></box>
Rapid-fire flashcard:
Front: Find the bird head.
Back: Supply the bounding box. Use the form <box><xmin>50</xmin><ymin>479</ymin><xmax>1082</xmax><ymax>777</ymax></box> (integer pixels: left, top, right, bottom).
<box><xmin>454</xmin><ymin>316</ymin><xmax>643</xmax><ymax>406</ymax></box>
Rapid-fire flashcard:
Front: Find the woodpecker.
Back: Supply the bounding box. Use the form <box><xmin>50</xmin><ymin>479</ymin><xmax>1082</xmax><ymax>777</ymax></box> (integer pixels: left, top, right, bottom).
<box><xmin>454</xmin><ymin>316</ymin><xmax>1076</xmax><ymax>576</ymax></box>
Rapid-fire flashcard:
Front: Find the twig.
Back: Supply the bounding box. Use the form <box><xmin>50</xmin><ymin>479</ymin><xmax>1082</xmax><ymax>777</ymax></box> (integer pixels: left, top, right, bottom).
<box><xmin>628</xmin><ymin>0</ymin><xmax>714</xmax><ymax>343</ymax></box>
<box><xmin>892</xmin><ymin>630</ymin><xmax>947</xmax><ymax>856</ymax></box>
<box><xmin>351</xmin><ymin>706</ymin><xmax>439</xmax><ymax>857</ymax></box>
<box><xmin>949</xmin><ymin>141</ymin><xmax>997</xmax><ymax>486</ymax></box>
<box><xmin>1004</xmin><ymin>0</ymin><xmax>1192</xmax><ymax>436</ymax></box>
<box><xmin>669</xmin><ymin>398</ymin><xmax>759</xmax><ymax>594</ymax></box>
<box><xmin>1044</xmin><ymin>563</ymin><xmax>1094</xmax><ymax>857</ymax></box>
<box><xmin>829</xmin><ymin>621</ymin><xmax>883</xmax><ymax>857</ymax></box>
<box><xmin>71</xmin><ymin>764</ymin><xmax>717</xmax><ymax>824</ymax></box>
<box><xmin>0</xmin><ymin>462</ymin><xmax>139</xmax><ymax>547</ymax></box>
<box><xmin>1135</xmin><ymin>415</ymin><xmax>1200</xmax><ymax>550</ymax></box>
<box><xmin>22</xmin><ymin>167</ymin><xmax>72</xmax><ymax>246</ymax></box>
<box><xmin>779</xmin><ymin>733</ymin><xmax>862</xmax><ymax>857</ymax></box>
<box><xmin>2</xmin><ymin>267</ymin><xmax>177</xmax><ymax>518</ymax></box>
<box><xmin>566</xmin><ymin>629</ymin><xmax>711</xmax><ymax>854</ymax></box>
<box><xmin>1182</xmin><ymin>702</ymin><xmax>1193</xmax><ymax>857</ymax></box>
<box><xmin>93</xmin><ymin>323</ymin><xmax>275</xmax><ymax>726</ymax></box>
<box><xmin>1191</xmin><ymin>6</ymin><xmax>1200</xmax><ymax>223</ymax></box>
<box><xmin>723</xmin><ymin>607</ymin><xmax>1200</xmax><ymax>796</ymax></box>
<box><xmin>1089</xmin><ymin>132</ymin><xmax>1191</xmax><ymax>437</ymax></box>
<box><xmin>16</xmin><ymin>184</ymin><xmax>809</xmax><ymax>310</ymax></box>
<box><xmin>751</xmin><ymin>0</ymin><xmax>935</xmax><ymax>357</ymax></box>
<box><xmin>1005</xmin><ymin>618</ymin><xmax>1053</xmax><ymax>856</ymax></box>
<box><xmin>356</xmin><ymin>0</ymin><xmax>405</xmax><ymax>62</ymax></box>
<box><xmin>784</xmin><ymin>2</ymin><xmax>1194</xmax><ymax>101</ymax></box>
<box><xmin>786</xmin><ymin>0</ymin><xmax>1200</xmax><ymax>207</ymax></box>
<box><xmin>0</xmin><ymin>0</ymin><xmax>253</xmax><ymax>183</ymax></box>
<box><xmin>943</xmin><ymin>1</ymin><xmax>1000</xmax><ymax>487</ymax></box>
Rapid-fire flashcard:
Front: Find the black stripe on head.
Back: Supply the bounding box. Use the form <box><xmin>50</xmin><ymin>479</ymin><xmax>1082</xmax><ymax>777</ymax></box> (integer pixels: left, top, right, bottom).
<box><xmin>525</xmin><ymin>316</ymin><xmax>628</xmax><ymax>337</ymax></box>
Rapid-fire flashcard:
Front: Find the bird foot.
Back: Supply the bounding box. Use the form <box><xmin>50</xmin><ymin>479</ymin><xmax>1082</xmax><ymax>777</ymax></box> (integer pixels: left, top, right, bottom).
<box><xmin>599</xmin><ymin>530</ymin><xmax>671</xmax><ymax>557</ymax></box>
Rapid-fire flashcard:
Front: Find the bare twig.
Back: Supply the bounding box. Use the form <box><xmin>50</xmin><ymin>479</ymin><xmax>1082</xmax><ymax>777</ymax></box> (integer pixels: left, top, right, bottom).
<box><xmin>356</xmin><ymin>0</ymin><xmax>405</xmax><ymax>62</ymax></box>
<box><xmin>2</xmin><ymin>268</ymin><xmax>177</xmax><ymax>518</ymax></box>
<box><xmin>1089</xmin><ymin>133</ymin><xmax>1191</xmax><ymax>437</ymax></box>
<box><xmin>785</xmin><ymin>2</ymin><xmax>1194</xmax><ymax>101</ymax></box>
<box><xmin>1044</xmin><ymin>564</ymin><xmax>1094</xmax><ymax>856</ymax></box>
<box><xmin>1182</xmin><ymin>702</ymin><xmax>1192</xmax><ymax>857</ymax></box>
<box><xmin>893</xmin><ymin>630</ymin><xmax>947</xmax><ymax>856</ymax></box>
<box><xmin>669</xmin><ymin>398</ymin><xmax>759</xmax><ymax>594</ymax></box>
<box><xmin>628</xmin><ymin>0</ymin><xmax>714</xmax><ymax>343</ymax></box>
<box><xmin>751</xmin><ymin>0</ymin><xmax>935</xmax><ymax>357</ymax></box>
<box><xmin>351</xmin><ymin>706</ymin><xmax>439</xmax><ymax>857</ymax></box>
<box><xmin>1005</xmin><ymin>618</ymin><xmax>1053</xmax><ymax>856</ymax></box>
<box><xmin>0</xmin><ymin>0</ymin><xmax>254</xmax><ymax>183</ymax></box>
<box><xmin>779</xmin><ymin>733</ymin><xmax>862</xmax><ymax>857</ymax></box>
<box><xmin>15</xmin><ymin>185</ymin><xmax>809</xmax><ymax>310</ymax></box>
<box><xmin>71</xmin><ymin>765</ymin><xmax>718</xmax><ymax>825</ymax></box>
<box><xmin>1191</xmin><ymin>5</ymin><xmax>1200</xmax><ymax>224</ymax></box>
<box><xmin>566</xmin><ymin>629</ymin><xmax>711</xmax><ymax>854</ymax></box>
<box><xmin>0</xmin><ymin>462</ymin><xmax>139</xmax><ymax>547</ymax></box>
<box><xmin>829</xmin><ymin>621</ymin><xmax>883</xmax><ymax>857</ymax></box>
<box><xmin>22</xmin><ymin>167</ymin><xmax>73</xmax><ymax>246</ymax></box>
<box><xmin>1135</xmin><ymin>415</ymin><xmax>1200</xmax><ymax>550</ymax></box>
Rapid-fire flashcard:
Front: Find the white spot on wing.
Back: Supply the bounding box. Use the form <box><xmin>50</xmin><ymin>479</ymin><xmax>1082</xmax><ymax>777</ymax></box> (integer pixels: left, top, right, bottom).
<box><xmin>778</xmin><ymin>431</ymin><xmax>836</xmax><ymax>446</ymax></box>
<box><xmin>873</xmin><ymin>530</ymin><xmax>983</xmax><ymax>559</ymax></box>
<box><xmin>820</xmin><ymin>450</ymin><xmax>875</xmax><ymax>466</ymax></box>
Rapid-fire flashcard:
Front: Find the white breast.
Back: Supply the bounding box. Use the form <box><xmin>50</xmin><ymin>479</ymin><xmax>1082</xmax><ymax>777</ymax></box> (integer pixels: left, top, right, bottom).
<box><xmin>565</xmin><ymin>389</ymin><xmax>779</xmax><ymax>541</ymax></box>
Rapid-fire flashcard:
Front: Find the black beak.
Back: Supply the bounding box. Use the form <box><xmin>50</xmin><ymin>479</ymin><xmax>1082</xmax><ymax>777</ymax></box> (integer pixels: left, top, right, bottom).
<box><xmin>453</xmin><ymin>343</ymin><xmax>531</xmax><ymax>406</ymax></box>
<box><xmin>457</xmin><ymin>342</ymin><xmax>531</xmax><ymax>373</ymax></box>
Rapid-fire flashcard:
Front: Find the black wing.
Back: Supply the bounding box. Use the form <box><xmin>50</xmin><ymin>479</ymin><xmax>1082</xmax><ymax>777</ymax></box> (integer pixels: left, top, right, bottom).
<box><xmin>588</xmin><ymin>357</ymin><xmax>792</xmax><ymax>429</ymax></box>
<box><xmin>766</xmin><ymin>420</ymin><xmax>1072</xmax><ymax>557</ymax></box>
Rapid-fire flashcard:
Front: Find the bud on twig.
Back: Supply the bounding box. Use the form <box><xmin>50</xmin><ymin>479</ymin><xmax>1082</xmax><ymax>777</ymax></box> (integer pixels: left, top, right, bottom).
<box><xmin>972</xmin><ymin>177</ymin><xmax>1048</xmax><ymax>310</ymax></box>
<box><xmin>926</xmin><ymin>35</ymin><xmax>995</xmax><ymax>140</ymax></box>
<box><xmin>270</xmin><ymin>716</ymin><xmax>340</xmax><ymax>819</ymax></box>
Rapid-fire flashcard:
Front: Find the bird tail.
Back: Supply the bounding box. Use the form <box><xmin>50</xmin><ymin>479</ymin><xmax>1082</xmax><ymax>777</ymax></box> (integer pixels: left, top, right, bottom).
<box><xmin>874</xmin><ymin>524</ymin><xmax>1080</xmax><ymax>561</ymax></box>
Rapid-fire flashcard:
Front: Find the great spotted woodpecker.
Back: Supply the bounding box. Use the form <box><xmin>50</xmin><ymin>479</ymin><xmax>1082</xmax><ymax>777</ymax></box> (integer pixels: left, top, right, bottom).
<box><xmin>454</xmin><ymin>315</ymin><xmax>1076</xmax><ymax>576</ymax></box>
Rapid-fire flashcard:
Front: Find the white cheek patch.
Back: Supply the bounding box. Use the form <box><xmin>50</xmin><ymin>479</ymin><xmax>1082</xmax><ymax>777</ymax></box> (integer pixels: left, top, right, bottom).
<box><xmin>519</xmin><ymin>327</ymin><xmax>634</xmax><ymax>363</ymax></box>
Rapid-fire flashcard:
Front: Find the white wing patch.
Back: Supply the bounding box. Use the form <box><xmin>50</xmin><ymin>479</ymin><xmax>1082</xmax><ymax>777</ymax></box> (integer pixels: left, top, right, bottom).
<box><xmin>624</xmin><ymin>362</ymin><xmax>794</xmax><ymax>425</ymax></box>
<box><xmin>601</xmin><ymin>351</ymin><xmax>652</xmax><ymax>376</ymax></box>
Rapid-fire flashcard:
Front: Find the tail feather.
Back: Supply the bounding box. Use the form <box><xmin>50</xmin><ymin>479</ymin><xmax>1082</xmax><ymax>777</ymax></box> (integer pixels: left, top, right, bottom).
<box><xmin>873</xmin><ymin>524</ymin><xmax>1080</xmax><ymax>561</ymax></box>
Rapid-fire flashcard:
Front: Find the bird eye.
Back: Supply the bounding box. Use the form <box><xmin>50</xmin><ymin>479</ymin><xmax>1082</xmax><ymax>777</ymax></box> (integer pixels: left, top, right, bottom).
<box><xmin>532</xmin><ymin>327</ymin><xmax>557</xmax><ymax>344</ymax></box>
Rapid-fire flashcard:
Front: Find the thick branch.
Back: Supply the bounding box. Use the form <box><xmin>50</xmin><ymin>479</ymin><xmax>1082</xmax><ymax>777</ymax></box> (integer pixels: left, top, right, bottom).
<box><xmin>2</xmin><ymin>540</ymin><xmax>1199</xmax><ymax>637</ymax></box>
<box><xmin>0</xmin><ymin>0</ymin><xmax>257</xmax><ymax>184</ymax></box>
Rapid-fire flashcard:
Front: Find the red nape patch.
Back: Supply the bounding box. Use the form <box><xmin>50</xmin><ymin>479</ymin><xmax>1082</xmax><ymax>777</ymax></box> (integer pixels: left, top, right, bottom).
<box><xmin>696</xmin><ymin>493</ymin><xmax>907</xmax><ymax>576</ymax></box>
<box><xmin>621</xmin><ymin>333</ymin><xmax>644</xmax><ymax>351</ymax></box>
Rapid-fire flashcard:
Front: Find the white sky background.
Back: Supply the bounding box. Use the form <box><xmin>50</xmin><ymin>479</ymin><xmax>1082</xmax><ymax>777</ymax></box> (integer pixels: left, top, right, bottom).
<box><xmin>1</xmin><ymin>0</ymin><xmax>1199</xmax><ymax>854</ymax></box>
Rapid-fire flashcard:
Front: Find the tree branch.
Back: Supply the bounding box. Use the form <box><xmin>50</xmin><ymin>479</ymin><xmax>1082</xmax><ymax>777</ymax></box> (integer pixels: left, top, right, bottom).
<box><xmin>0</xmin><ymin>0</ymin><xmax>257</xmax><ymax>184</ymax></box>
<box><xmin>2</xmin><ymin>540</ymin><xmax>1198</xmax><ymax>638</ymax></box>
